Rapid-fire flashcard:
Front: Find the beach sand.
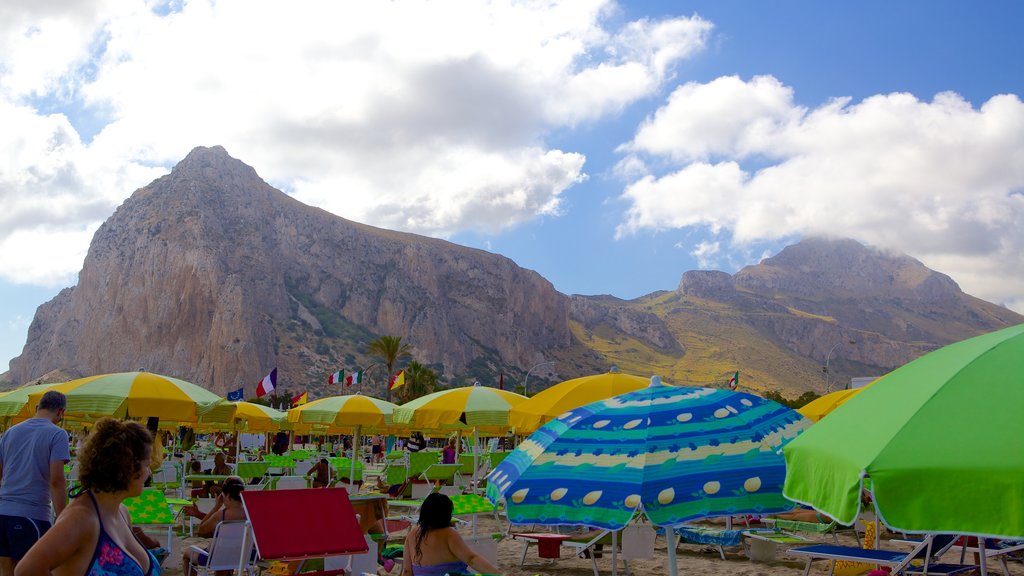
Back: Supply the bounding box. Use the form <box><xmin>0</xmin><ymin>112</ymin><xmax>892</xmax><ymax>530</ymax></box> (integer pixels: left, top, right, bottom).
<box><xmin>159</xmin><ymin>515</ymin><xmax>1022</xmax><ymax>576</ymax></box>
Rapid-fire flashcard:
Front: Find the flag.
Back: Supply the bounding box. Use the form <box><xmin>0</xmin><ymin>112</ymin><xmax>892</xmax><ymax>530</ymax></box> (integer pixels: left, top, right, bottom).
<box><xmin>727</xmin><ymin>371</ymin><xmax>739</xmax><ymax>390</ymax></box>
<box><xmin>499</xmin><ymin>372</ymin><xmax>504</xmax><ymax>390</ymax></box>
<box><xmin>291</xmin><ymin>391</ymin><xmax>308</xmax><ymax>407</ymax></box>
<box><xmin>388</xmin><ymin>369</ymin><xmax>405</xmax><ymax>391</ymax></box>
<box><xmin>226</xmin><ymin>387</ymin><xmax>244</xmax><ymax>402</ymax></box>
<box><xmin>345</xmin><ymin>370</ymin><xmax>363</xmax><ymax>387</ymax></box>
<box><xmin>255</xmin><ymin>368</ymin><xmax>277</xmax><ymax>397</ymax></box>
<box><xmin>328</xmin><ymin>370</ymin><xmax>344</xmax><ymax>385</ymax></box>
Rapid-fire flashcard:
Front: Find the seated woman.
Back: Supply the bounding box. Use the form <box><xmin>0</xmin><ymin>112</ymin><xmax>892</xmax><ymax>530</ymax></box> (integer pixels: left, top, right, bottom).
<box><xmin>15</xmin><ymin>418</ymin><xmax>160</xmax><ymax>576</ymax></box>
<box><xmin>181</xmin><ymin>477</ymin><xmax>247</xmax><ymax>576</ymax></box>
<box><xmin>206</xmin><ymin>452</ymin><xmax>233</xmax><ymax>497</ymax></box>
<box><xmin>400</xmin><ymin>493</ymin><xmax>499</xmax><ymax>576</ymax></box>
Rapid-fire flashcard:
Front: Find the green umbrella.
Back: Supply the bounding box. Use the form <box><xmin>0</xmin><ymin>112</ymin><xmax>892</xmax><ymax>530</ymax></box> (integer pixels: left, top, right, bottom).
<box><xmin>783</xmin><ymin>323</ymin><xmax>1024</xmax><ymax>539</ymax></box>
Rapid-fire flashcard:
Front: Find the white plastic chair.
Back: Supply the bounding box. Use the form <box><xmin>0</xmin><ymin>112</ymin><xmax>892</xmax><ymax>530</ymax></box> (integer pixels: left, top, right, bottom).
<box><xmin>273</xmin><ymin>476</ymin><xmax>308</xmax><ymax>490</ymax></box>
<box><xmin>187</xmin><ymin>521</ymin><xmax>255</xmax><ymax>576</ymax></box>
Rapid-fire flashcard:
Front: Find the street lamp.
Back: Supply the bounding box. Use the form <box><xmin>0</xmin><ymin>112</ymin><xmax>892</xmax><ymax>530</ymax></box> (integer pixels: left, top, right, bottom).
<box><xmin>523</xmin><ymin>361</ymin><xmax>556</xmax><ymax>396</ymax></box>
<box><xmin>823</xmin><ymin>339</ymin><xmax>856</xmax><ymax>393</ymax></box>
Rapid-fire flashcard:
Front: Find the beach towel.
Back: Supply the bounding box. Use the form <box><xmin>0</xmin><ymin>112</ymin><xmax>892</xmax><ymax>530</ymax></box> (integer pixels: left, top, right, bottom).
<box><xmin>834</xmin><ymin>520</ymin><xmax>877</xmax><ymax>576</ymax></box>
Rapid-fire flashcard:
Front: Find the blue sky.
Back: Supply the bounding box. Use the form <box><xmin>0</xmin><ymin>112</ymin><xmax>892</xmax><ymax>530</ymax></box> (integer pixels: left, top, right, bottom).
<box><xmin>2</xmin><ymin>1</ymin><xmax>1023</xmax><ymax>377</ymax></box>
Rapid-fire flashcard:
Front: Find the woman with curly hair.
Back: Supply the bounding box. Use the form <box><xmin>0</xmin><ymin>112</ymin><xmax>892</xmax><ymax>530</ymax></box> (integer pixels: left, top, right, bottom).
<box><xmin>400</xmin><ymin>493</ymin><xmax>499</xmax><ymax>576</ymax></box>
<box><xmin>14</xmin><ymin>418</ymin><xmax>159</xmax><ymax>576</ymax></box>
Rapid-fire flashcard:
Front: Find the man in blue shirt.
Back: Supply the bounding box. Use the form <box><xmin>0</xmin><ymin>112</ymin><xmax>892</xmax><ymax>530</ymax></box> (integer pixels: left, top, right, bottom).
<box><xmin>0</xmin><ymin>391</ymin><xmax>69</xmax><ymax>576</ymax></box>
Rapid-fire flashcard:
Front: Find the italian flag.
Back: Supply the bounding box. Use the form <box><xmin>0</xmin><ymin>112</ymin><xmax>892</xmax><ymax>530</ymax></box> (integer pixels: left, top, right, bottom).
<box><xmin>345</xmin><ymin>370</ymin><xmax>363</xmax><ymax>387</ymax></box>
<box><xmin>328</xmin><ymin>370</ymin><xmax>344</xmax><ymax>385</ymax></box>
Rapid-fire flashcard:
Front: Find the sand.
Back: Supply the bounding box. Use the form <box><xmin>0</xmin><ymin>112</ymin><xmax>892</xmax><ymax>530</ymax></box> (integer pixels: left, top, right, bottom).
<box><xmin>159</xmin><ymin>514</ymin><xmax>1023</xmax><ymax>576</ymax></box>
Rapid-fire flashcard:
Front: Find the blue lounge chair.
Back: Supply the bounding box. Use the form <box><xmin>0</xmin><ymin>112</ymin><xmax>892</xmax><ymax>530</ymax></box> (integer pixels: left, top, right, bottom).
<box><xmin>789</xmin><ymin>533</ymin><xmax>976</xmax><ymax>576</ymax></box>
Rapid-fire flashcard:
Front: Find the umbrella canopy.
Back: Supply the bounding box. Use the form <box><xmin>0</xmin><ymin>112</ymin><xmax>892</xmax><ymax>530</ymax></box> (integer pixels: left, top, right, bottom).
<box><xmin>783</xmin><ymin>323</ymin><xmax>1024</xmax><ymax>539</ymax></box>
<box><xmin>487</xmin><ymin>377</ymin><xmax>809</xmax><ymax>530</ymax></box>
<box><xmin>0</xmin><ymin>382</ymin><xmax>60</xmax><ymax>420</ymax></box>
<box><xmin>509</xmin><ymin>368</ymin><xmax>649</xmax><ymax>434</ymax></box>
<box><xmin>392</xmin><ymin>384</ymin><xmax>527</xmax><ymax>433</ymax></box>
<box><xmin>229</xmin><ymin>401</ymin><xmax>287</xmax><ymax>432</ymax></box>
<box><xmin>796</xmin><ymin>385</ymin><xmax>870</xmax><ymax>422</ymax></box>
<box><xmin>27</xmin><ymin>372</ymin><xmax>235</xmax><ymax>423</ymax></box>
<box><xmin>287</xmin><ymin>394</ymin><xmax>398</xmax><ymax>431</ymax></box>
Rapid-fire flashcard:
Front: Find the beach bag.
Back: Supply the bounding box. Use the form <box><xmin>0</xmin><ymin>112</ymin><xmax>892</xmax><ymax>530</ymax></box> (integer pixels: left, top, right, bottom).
<box><xmin>833</xmin><ymin>520</ymin><xmax>877</xmax><ymax>576</ymax></box>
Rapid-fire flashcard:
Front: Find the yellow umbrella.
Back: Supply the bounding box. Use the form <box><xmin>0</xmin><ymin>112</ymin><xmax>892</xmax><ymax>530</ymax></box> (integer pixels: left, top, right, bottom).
<box><xmin>796</xmin><ymin>382</ymin><xmax>876</xmax><ymax>422</ymax></box>
<box><xmin>27</xmin><ymin>372</ymin><xmax>235</xmax><ymax>423</ymax></box>
<box><xmin>508</xmin><ymin>368</ymin><xmax>650</xmax><ymax>434</ymax></box>
<box><xmin>288</xmin><ymin>394</ymin><xmax>400</xmax><ymax>483</ymax></box>
<box><xmin>0</xmin><ymin>382</ymin><xmax>60</xmax><ymax>421</ymax></box>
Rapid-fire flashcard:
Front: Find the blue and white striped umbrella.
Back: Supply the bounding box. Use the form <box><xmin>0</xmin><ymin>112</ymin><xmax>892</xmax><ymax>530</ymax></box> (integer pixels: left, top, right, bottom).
<box><xmin>486</xmin><ymin>377</ymin><xmax>810</xmax><ymax>530</ymax></box>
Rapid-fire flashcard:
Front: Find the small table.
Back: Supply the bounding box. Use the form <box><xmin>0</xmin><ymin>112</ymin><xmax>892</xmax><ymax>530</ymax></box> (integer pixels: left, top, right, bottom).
<box><xmin>512</xmin><ymin>532</ymin><xmax>572</xmax><ymax>560</ymax></box>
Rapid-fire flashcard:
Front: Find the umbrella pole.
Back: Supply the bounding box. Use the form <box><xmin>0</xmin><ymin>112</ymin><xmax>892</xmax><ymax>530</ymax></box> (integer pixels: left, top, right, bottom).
<box><xmin>612</xmin><ymin>529</ymin><xmax>618</xmax><ymax>576</ymax></box>
<box><xmin>979</xmin><ymin>538</ymin><xmax>988</xmax><ymax>576</ymax></box>
<box><xmin>667</xmin><ymin>529</ymin><xmax>678</xmax><ymax>576</ymax></box>
<box><xmin>351</xmin><ymin>424</ymin><xmax>361</xmax><ymax>490</ymax></box>
<box><xmin>472</xmin><ymin>427</ymin><xmax>479</xmax><ymax>492</ymax></box>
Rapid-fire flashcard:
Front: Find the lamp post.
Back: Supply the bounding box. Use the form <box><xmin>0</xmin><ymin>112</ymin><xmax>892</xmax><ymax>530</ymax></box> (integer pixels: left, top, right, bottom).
<box><xmin>523</xmin><ymin>361</ymin><xmax>556</xmax><ymax>396</ymax></box>
<box><xmin>824</xmin><ymin>339</ymin><xmax>856</xmax><ymax>393</ymax></box>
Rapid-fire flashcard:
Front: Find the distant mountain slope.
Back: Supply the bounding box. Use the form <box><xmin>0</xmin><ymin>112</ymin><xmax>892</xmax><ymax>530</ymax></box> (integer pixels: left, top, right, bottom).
<box><xmin>5</xmin><ymin>147</ymin><xmax>1020</xmax><ymax>397</ymax></box>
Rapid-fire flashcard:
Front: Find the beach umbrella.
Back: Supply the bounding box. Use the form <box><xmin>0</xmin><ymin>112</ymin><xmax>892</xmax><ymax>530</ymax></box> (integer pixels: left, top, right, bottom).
<box><xmin>0</xmin><ymin>382</ymin><xmax>60</xmax><ymax>421</ymax></box>
<box><xmin>796</xmin><ymin>385</ymin><xmax>871</xmax><ymax>422</ymax></box>
<box><xmin>27</xmin><ymin>371</ymin><xmax>235</xmax><ymax>423</ymax></box>
<box><xmin>783</xmin><ymin>323</ymin><xmax>1024</xmax><ymax>546</ymax></box>
<box><xmin>488</xmin><ymin>376</ymin><xmax>808</xmax><ymax>528</ymax></box>
<box><xmin>488</xmin><ymin>377</ymin><xmax>808</xmax><ymax>575</ymax></box>
<box><xmin>228</xmin><ymin>401</ymin><xmax>287</xmax><ymax>432</ymax></box>
<box><xmin>508</xmin><ymin>368</ymin><xmax>649</xmax><ymax>434</ymax></box>
<box><xmin>393</xmin><ymin>384</ymin><xmax>528</xmax><ymax>486</ymax></box>
<box><xmin>288</xmin><ymin>394</ymin><xmax>399</xmax><ymax>483</ymax></box>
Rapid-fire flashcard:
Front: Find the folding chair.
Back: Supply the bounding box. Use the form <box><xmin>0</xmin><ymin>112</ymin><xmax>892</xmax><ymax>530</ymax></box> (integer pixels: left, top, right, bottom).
<box><xmin>412</xmin><ymin>464</ymin><xmax>462</xmax><ymax>498</ymax></box>
<box><xmin>187</xmin><ymin>521</ymin><xmax>256</xmax><ymax>576</ymax></box>
<box><xmin>272</xmin><ymin>476</ymin><xmax>309</xmax><ymax>490</ymax></box>
<box><xmin>124</xmin><ymin>488</ymin><xmax>176</xmax><ymax>548</ymax></box>
<box><xmin>241</xmin><ymin>487</ymin><xmax>368</xmax><ymax>576</ymax></box>
<box><xmin>789</xmin><ymin>533</ymin><xmax>975</xmax><ymax>576</ymax></box>
<box><xmin>673</xmin><ymin>525</ymin><xmax>746</xmax><ymax>560</ymax></box>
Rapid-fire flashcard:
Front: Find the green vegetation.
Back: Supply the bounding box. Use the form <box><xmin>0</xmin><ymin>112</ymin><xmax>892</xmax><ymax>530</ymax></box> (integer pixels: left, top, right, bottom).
<box><xmin>762</xmin><ymin>389</ymin><xmax>820</xmax><ymax>409</ymax></box>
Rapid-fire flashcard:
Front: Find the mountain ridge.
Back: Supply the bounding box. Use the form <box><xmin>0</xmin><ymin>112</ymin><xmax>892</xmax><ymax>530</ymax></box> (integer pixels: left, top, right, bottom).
<box><xmin>5</xmin><ymin>146</ymin><xmax>1021</xmax><ymax>397</ymax></box>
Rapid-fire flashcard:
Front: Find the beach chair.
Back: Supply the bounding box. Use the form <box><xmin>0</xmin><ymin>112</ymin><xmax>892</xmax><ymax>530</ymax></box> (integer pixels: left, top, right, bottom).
<box><xmin>123</xmin><ymin>488</ymin><xmax>176</xmax><ymax>547</ymax></box>
<box><xmin>762</xmin><ymin>517</ymin><xmax>857</xmax><ymax>544</ymax></box>
<box><xmin>329</xmin><ymin>457</ymin><xmax>365</xmax><ymax>488</ymax></box>
<box><xmin>186</xmin><ymin>521</ymin><xmax>256</xmax><ymax>576</ymax></box>
<box><xmin>789</xmin><ymin>533</ymin><xmax>975</xmax><ymax>576</ymax></box>
<box><xmin>561</xmin><ymin>525</ymin><xmax>655</xmax><ymax>576</ymax></box>
<box><xmin>672</xmin><ymin>525</ymin><xmax>746</xmax><ymax>560</ymax></box>
<box><xmin>411</xmin><ymin>464</ymin><xmax>462</xmax><ymax>498</ymax></box>
<box><xmin>272</xmin><ymin>475</ymin><xmax>308</xmax><ymax>490</ymax></box>
<box><xmin>241</xmin><ymin>487</ymin><xmax>368</xmax><ymax>576</ymax></box>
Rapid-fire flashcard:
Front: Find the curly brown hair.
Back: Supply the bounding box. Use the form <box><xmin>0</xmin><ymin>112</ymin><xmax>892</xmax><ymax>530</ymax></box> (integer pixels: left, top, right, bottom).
<box><xmin>78</xmin><ymin>418</ymin><xmax>152</xmax><ymax>493</ymax></box>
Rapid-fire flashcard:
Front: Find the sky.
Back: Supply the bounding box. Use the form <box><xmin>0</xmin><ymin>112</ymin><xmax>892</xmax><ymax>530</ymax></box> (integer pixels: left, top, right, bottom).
<box><xmin>3</xmin><ymin>1</ymin><xmax>1024</xmax><ymax>375</ymax></box>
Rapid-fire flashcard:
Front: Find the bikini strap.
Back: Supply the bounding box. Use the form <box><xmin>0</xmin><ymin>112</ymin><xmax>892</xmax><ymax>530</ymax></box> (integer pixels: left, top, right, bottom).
<box><xmin>85</xmin><ymin>491</ymin><xmax>106</xmax><ymax>532</ymax></box>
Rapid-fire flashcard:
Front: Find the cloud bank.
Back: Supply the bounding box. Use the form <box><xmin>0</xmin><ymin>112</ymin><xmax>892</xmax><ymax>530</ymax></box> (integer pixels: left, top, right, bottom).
<box><xmin>0</xmin><ymin>0</ymin><xmax>711</xmax><ymax>286</ymax></box>
<box><xmin>617</xmin><ymin>75</ymin><xmax>1024</xmax><ymax>311</ymax></box>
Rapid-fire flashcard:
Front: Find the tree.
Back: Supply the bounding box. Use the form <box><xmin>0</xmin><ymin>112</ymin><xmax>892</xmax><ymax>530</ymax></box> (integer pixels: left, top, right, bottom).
<box><xmin>398</xmin><ymin>361</ymin><xmax>438</xmax><ymax>403</ymax></box>
<box><xmin>366</xmin><ymin>335</ymin><xmax>412</xmax><ymax>401</ymax></box>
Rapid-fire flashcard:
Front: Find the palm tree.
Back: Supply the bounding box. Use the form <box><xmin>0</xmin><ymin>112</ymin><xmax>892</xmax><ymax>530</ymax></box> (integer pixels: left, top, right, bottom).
<box><xmin>366</xmin><ymin>335</ymin><xmax>412</xmax><ymax>401</ymax></box>
<box><xmin>399</xmin><ymin>361</ymin><xmax>438</xmax><ymax>403</ymax></box>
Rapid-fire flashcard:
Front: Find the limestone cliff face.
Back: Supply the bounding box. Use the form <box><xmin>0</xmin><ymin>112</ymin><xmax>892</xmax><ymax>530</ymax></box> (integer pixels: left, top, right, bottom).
<box><xmin>9</xmin><ymin>147</ymin><xmax>571</xmax><ymax>394</ymax></box>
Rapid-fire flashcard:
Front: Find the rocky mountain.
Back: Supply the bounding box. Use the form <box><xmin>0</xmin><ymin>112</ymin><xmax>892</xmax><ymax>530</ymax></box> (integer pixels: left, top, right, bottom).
<box><xmin>7</xmin><ymin>146</ymin><xmax>572</xmax><ymax>396</ymax></box>
<box><xmin>5</xmin><ymin>147</ymin><xmax>1022</xmax><ymax>397</ymax></box>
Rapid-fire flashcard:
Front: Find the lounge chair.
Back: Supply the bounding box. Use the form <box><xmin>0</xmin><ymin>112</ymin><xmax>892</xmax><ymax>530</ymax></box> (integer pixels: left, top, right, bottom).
<box><xmin>187</xmin><ymin>521</ymin><xmax>256</xmax><ymax>576</ymax></box>
<box><xmin>123</xmin><ymin>488</ymin><xmax>176</xmax><ymax>548</ymax></box>
<box><xmin>789</xmin><ymin>533</ymin><xmax>975</xmax><ymax>576</ymax></box>
<box><xmin>241</xmin><ymin>487</ymin><xmax>368</xmax><ymax>576</ymax></box>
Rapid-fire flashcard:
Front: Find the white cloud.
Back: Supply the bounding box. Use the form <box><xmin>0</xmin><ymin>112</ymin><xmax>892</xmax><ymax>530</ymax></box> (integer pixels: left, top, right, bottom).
<box><xmin>0</xmin><ymin>0</ymin><xmax>710</xmax><ymax>287</ymax></box>
<box><xmin>689</xmin><ymin>240</ymin><xmax>720</xmax><ymax>269</ymax></box>
<box><xmin>617</xmin><ymin>75</ymin><xmax>1024</xmax><ymax>311</ymax></box>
